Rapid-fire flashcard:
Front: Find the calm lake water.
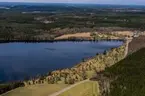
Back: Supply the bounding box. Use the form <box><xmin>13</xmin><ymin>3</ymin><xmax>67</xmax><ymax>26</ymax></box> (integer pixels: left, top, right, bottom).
<box><xmin>0</xmin><ymin>41</ymin><xmax>123</xmax><ymax>82</ymax></box>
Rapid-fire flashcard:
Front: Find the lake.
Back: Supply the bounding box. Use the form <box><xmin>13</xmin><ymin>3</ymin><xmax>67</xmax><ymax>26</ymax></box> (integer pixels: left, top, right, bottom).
<box><xmin>0</xmin><ymin>41</ymin><xmax>123</xmax><ymax>82</ymax></box>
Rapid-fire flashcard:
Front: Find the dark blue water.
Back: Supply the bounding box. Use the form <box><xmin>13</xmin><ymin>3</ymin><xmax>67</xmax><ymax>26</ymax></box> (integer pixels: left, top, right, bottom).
<box><xmin>0</xmin><ymin>41</ymin><xmax>123</xmax><ymax>82</ymax></box>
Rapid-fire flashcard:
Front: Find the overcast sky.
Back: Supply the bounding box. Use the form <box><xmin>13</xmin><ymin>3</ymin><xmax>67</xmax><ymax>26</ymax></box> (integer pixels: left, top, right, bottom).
<box><xmin>0</xmin><ymin>0</ymin><xmax>145</xmax><ymax>5</ymax></box>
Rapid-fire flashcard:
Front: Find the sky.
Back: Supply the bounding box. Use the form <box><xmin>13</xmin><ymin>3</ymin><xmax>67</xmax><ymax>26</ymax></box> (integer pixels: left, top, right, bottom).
<box><xmin>0</xmin><ymin>0</ymin><xmax>145</xmax><ymax>5</ymax></box>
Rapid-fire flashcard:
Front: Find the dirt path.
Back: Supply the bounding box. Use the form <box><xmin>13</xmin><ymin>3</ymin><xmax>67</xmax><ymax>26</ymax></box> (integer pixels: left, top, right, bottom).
<box><xmin>49</xmin><ymin>79</ymin><xmax>89</xmax><ymax>96</ymax></box>
<box><xmin>124</xmin><ymin>37</ymin><xmax>133</xmax><ymax>57</ymax></box>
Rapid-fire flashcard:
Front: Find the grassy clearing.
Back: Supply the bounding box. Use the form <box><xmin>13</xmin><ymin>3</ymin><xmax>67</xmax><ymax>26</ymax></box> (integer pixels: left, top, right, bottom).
<box><xmin>1</xmin><ymin>84</ymin><xmax>68</xmax><ymax>96</ymax></box>
<box><xmin>59</xmin><ymin>81</ymin><xmax>99</xmax><ymax>96</ymax></box>
<box><xmin>104</xmin><ymin>48</ymin><xmax>145</xmax><ymax>96</ymax></box>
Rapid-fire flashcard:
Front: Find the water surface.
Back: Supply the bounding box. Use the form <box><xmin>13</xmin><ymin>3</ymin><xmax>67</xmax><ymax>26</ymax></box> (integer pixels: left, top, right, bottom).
<box><xmin>0</xmin><ymin>41</ymin><xmax>123</xmax><ymax>82</ymax></box>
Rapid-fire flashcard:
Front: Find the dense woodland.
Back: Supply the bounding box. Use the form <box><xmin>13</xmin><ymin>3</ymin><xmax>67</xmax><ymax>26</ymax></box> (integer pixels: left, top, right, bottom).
<box><xmin>101</xmin><ymin>48</ymin><xmax>145</xmax><ymax>96</ymax></box>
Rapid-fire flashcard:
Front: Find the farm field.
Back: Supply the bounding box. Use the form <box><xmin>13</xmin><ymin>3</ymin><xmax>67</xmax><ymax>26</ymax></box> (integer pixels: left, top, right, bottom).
<box><xmin>1</xmin><ymin>84</ymin><xmax>68</xmax><ymax>96</ymax></box>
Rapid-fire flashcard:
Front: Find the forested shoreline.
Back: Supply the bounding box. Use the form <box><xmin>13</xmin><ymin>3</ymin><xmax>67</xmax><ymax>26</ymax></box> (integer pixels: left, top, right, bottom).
<box><xmin>24</xmin><ymin>41</ymin><xmax>126</xmax><ymax>85</ymax></box>
<box><xmin>0</xmin><ymin>38</ymin><xmax>124</xmax><ymax>43</ymax></box>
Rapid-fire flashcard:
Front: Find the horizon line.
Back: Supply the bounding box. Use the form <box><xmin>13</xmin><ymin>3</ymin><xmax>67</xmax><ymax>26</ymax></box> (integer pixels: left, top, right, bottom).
<box><xmin>0</xmin><ymin>1</ymin><xmax>144</xmax><ymax>6</ymax></box>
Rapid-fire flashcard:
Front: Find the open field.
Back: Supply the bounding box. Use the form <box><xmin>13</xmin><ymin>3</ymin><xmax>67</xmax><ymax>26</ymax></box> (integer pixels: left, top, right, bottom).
<box><xmin>58</xmin><ymin>81</ymin><xmax>99</xmax><ymax>96</ymax></box>
<box><xmin>55</xmin><ymin>31</ymin><xmax>134</xmax><ymax>40</ymax></box>
<box><xmin>1</xmin><ymin>84</ymin><xmax>68</xmax><ymax>96</ymax></box>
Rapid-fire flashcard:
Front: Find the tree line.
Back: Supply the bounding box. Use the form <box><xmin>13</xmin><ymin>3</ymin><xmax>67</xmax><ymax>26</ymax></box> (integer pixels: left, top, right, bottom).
<box><xmin>0</xmin><ymin>82</ymin><xmax>24</xmax><ymax>95</ymax></box>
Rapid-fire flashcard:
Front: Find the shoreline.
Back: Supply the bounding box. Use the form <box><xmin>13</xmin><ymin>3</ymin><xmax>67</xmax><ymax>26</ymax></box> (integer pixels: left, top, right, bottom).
<box><xmin>33</xmin><ymin>41</ymin><xmax>126</xmax><ymax>84</ymax></box>
<box><xmin>0</xmin><ymin>39</ymin><xmax>124</xmax><ymax>43</ymax></box>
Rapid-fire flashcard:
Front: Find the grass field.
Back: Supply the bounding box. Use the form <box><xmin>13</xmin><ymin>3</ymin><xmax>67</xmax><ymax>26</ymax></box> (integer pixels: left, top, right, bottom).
<box><xmin>58</xmin><ymin>81</ymin><xmax>99</xmax><ymax>96</ymax></box>
<box><xmin>1</xmin><ymin>84</ymin><xmax>68</xmax><ymax>96</ymax></box>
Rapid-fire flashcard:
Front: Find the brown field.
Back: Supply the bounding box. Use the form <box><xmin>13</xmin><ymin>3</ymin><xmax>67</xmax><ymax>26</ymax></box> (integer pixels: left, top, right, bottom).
<box><xmin>55</xmin><ymin>32</ymin><xmax>91</xmax><ymax>40</ymax></box>
<box><xmin>55</xmin><ymin>31</ymin><xmax>134</xmax><ymax>40</ymax></box>
<box><xmin>128</xmin><ymin>35</ymin><xmax>145</xmax><ymax>54</ymax></box>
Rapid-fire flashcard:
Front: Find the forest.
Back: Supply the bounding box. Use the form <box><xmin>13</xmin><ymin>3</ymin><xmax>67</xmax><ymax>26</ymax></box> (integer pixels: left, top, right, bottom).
<box><xmin>102</xmin><ymin>48</ymin><xmax>145</xmax><ymax>96</ymax></box>
<box><xmin>0</xmin><ymin>4</ymin><xmax>144</xmax><ymax>41</ymax></box>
